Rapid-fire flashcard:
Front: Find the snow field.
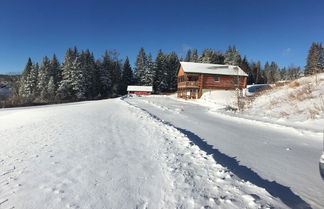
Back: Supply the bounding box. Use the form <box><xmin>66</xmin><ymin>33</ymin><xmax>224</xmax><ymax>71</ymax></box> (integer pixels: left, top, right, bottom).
<box><xmin>0</xmin><ymin>98</ymin><xmax>287</xmax><ymax>209</ymax></box>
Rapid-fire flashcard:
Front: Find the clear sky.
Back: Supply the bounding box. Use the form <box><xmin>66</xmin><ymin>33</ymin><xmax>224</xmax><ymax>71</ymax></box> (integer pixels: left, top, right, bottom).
<box><xmin>0</xmin><ymin>0</ymin><xmax>324</xmax><ymax>74</ymax></box>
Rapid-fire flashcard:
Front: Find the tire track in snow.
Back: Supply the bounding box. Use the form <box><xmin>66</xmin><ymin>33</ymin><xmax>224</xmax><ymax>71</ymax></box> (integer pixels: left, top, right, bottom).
<box><xmin>122</xmin><ymin>97</ymin><xmax>288</xmax><ymax>209</ymax></box>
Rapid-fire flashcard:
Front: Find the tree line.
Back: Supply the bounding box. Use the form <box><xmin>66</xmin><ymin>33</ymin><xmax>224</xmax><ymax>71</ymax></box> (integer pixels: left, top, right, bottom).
<box><xmin>3</xmin><ymin>42</ymin><xmax>324</xmax><ymax>107</ymax></box>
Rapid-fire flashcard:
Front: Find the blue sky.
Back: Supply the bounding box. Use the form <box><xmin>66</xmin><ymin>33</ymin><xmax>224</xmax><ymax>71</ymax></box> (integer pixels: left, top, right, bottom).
<box><xmin>0</xmin><ymin>0</ymin><xmax>323</xmax><ymax>74</ymax></box>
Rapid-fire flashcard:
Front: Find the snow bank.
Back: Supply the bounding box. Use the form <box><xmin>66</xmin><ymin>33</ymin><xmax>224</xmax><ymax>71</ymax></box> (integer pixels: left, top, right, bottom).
<box><xmin>243</xmin><ymin>73</ymin><xmax>324</xmax><ymax>131</ymax></box>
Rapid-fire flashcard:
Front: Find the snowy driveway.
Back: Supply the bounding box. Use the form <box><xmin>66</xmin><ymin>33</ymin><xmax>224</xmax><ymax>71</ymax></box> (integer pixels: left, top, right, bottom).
<box><xmin>0</xmin><ymin>99</ymin><xmax>287</xmax><ymax>209</ymax></box>
<box><xmin>125</xmin><ymin>95</ymin><xmax>323</xmax><ymax>209</ymax></box>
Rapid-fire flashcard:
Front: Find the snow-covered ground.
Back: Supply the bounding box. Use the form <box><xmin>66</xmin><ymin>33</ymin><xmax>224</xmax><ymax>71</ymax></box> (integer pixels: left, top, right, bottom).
<box><xmin>243</xmin><ymin>73</ymin><xmax>324</xmax><ymax>132</ymax></box>
<box><xmin>125</xmin><ymin>95</ymin><xmax>323</xmax><ymax>209</ymax></box>
<box><xmin>0</xmin><ymin>98</ymin><xmax>288</xmax><ymax>209</ymax></box>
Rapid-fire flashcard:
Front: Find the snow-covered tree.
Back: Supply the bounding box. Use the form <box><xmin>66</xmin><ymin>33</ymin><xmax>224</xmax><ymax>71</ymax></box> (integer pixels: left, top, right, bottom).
<box><xmin>305</xmin><ymin>42</ymin><xmax>324</xmax><ymax>75</ymax></box>
<box><xmin>143</xmin><ymin>53</ymin><xmax>154</xmax><ymax>86</ymax></box>
<box><xmin>184</xmin><ymin>49</ymin><xmax>192</xmax><ymax>62</ymax></box>
<box><xmin>19</xmin><ymin>58</ymin><xmax>38</xmax><ymax>101</ymax></box>
<box><xmin>190</xmin><ymin>49</ymin><xmax>199</xmax><ymax>62</ymax></box>
<box><xmin>154</xmin><ymin>50</ymin><xmax>168</xmax><ymax>93</ymax></box>
<box><xmin>57</xmin><ymin>48</ymin><xmax>75</xmax><ymax>100</ymax></box>
<box><xmin>134</xmin><ymin>48</ymin><xmax>147</xmax><ymax>85</ymax></box>
<box><xmin>37</xmin><ymin>56</ymin><xmax>51</xmax><ymax>101</ymax></box>
<box><xmin>224</xmin><ymin>46</ymin><xmax>241</xmax><ymax>66</ymax></box>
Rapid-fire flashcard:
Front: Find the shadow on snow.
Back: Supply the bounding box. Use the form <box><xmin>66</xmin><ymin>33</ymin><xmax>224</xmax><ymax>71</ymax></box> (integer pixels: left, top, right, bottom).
<box><xmin>124</xmin><ymin>99</ymin><xmax>312</xmax><ymax>209</ymax></box>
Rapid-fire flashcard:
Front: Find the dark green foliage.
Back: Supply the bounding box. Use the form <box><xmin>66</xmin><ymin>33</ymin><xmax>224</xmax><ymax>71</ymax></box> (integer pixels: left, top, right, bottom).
<box><xmin>120</xmin><ymin>57</ymin><xmax>133</xmax><ymax>94</ymax></box>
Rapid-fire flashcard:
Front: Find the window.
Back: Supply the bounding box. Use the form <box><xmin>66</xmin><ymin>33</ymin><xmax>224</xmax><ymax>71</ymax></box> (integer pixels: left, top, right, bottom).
<box><xmin>214</xmin><ymin>76</ymin><xmax>220</xmax><ymax>82</ymax></box>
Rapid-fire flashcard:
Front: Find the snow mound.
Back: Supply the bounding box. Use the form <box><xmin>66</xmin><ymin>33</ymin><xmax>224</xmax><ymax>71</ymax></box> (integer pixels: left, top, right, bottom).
<box><xmin>198</xmin><ymin>90</ymin><xmax>238</xmax><ymax>109</ymax></box>
<box><xmin>244</xmin><ymin>73</ymin><xmax>324</xmax><ymax>130</ymax></box>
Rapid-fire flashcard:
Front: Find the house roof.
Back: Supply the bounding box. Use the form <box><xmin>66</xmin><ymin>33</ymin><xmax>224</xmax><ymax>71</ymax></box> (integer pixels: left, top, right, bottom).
<box><xmin>127</xmin><ymin>85</ymin><xmax>153</xmax><ymax>92</ymax></box>
<box><xmin>180</xmin><ymin>62</ymin><xmax>248</xmax><ymax>77</ymax></box>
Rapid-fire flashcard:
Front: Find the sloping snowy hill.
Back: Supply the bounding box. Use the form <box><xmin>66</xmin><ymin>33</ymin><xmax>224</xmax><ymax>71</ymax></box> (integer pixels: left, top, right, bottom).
<box><xmin>0</xmin><ymin>98</ymin><xmax>286</xmax><ymax>209</ymax></box>
<box><xmin>244</xmin><ymin>73</ymin><xmax>324</xmax><ymax>131</ymax></box>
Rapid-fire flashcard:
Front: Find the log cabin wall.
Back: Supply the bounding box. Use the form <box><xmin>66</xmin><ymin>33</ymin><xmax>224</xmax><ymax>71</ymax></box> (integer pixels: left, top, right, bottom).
<box><xmin>177</xmin><ymin>65</ymin><xmax>247</xmax><ymax>99</ymax></box>
<box><xmin>202</xmin><ymin>75</ymin><xmax>246</xmax><ymax>90</ymax></box>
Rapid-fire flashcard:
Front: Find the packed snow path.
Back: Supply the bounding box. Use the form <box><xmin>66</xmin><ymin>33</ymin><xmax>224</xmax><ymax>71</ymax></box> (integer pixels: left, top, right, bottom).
<box><xmin>125</xmin><ymin>95</ymin><xmax>324</xmax><ymax>209</ymax></box>
<box><xmin>0</xmin><ymin>99</ymin><xmax>286</xmax><ymax>209</ymax></box>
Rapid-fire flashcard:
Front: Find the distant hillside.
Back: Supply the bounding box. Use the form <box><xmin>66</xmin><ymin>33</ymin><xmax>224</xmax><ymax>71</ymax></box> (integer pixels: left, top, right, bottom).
<box><xmin>244</xmin><ymin>73</ymin><xmax>324</xmax><ymax>122</ymax></box>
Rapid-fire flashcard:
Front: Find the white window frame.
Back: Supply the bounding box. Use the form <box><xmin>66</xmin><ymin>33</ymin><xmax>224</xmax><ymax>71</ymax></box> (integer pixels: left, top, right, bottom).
<box><xmin>214</xmin><ymin>76</ymin><xmax>220</xmax><ymax>82</ymax></box>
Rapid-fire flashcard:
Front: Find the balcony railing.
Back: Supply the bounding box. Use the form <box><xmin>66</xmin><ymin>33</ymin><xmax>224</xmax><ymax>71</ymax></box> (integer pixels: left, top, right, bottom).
<box><xmin>177</xmin><ymin>81</ymin><xmax>199</xmax><ymax>88</ymax></box>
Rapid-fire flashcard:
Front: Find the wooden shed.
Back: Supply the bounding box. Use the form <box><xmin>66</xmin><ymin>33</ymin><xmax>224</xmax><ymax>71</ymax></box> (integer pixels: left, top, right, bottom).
<box><xmin>127</xmin><ymin>85</ymin><xmax>153</xmax><ymax>95</ymax></box>
<box><xmin>177</xmin><ymin>62</ymin><xmax>248</xmax><ymax>99</ymax></box>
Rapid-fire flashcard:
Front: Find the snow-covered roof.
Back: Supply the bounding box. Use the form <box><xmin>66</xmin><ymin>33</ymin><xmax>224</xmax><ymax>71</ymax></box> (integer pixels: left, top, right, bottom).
<box><xmin>180</xmin><ymin>62</ymin><xmax>248</xmax><ymax>77</ymax></box>
<box><xmin>127</xmin><ymin>85</ymin><xmax>153</xmax><ymax>92</ymax></box>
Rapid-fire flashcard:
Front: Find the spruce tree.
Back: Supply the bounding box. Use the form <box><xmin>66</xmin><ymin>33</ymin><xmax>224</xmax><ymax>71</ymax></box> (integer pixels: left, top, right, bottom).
<box><xmin>50</xmin><ymin>54</ymin><xmax>61</xmax><ymax>93</ymax></box>
<box><xmin>305</xmin><ymin>43</ymin><xmax>321</xmax><ymax>75</ymax></box>
<box><xmin>37</xmin><ymin>56</ymin><xmax>51</xmax><ymax>101</ymax></box>
<box><xmin>184</xmin><ymin>49</ymin><xmax>192</xmax><ymax>62</ymax></box>
<box><xmin>190</xmin><ymin>49</ymin><xmax>199</xmax><ymax>62</ymax></box>
<box><xmin>165</xmin><ymin>52</ymin><xmax>179</xmax><ymax>92</ymax></box>
<box><xmin>143</xmin><ymin>53</ymin><xmax>154</xmax><ymax>86</ymax></box>
<box><xmin>134</xmin><ymin>48</ymin><xmax>147</xmax><ymax>85</ymax></box>
<box><xmin>121</xmin><ymin>57</ymin><xmax>133</xmax><ymax>95</ymax></box>
<box><xmin>154</xmin><ymin>50</ymin><xmax>167</xmax><ymax>92</ymax></box>
<box><xmin>19</xmin><ymin>58</ymin><xmax>38</xmax><ymax>101</ymax></box>
<box><xmin>224</xmin><ymin>45</ymin><xmax>241</xmax><ymax>66</ymax></box>
<box><xmin>57</xmin><ymin>48</ymin><xmax>75</xmax><ymax>100</ymax></box>
<box><xmin>98</xmin><ymin>51</ymin><xmax>113</xmax><ymax>97</ymax></box>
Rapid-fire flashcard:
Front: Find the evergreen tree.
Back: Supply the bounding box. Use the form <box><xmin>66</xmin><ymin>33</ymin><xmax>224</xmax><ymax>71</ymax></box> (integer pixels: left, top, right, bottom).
<box><xmin>184</xmin><ymin>49</ymin><xmax>192</xmax><ymax>62</ymax></box>
<box><xmin>215</xmin><ymin>51</ymin><xmax>225</xmax><ymax>64</ymax></box>
<box><xmin>49</xmin><ymin>54</ymin><xmax>61</xmax><ymax>93</ymax></box>
<box><xmin>287</xmin><ymin>66</ymin><xmax>301</xmax><ymax>80</ymax></box>
<box><xmin>143</xmin><ymin>53</ymin><xmax>154</xmax><ymax>86</ymax></box>
<box><xmin>37</xmin><ymin>56</ymin><xmax>51</xmax><ymax>101</ymax></box>
<box><xmin>98</xmin><ymin>51</ymin><xmax>113</xmax><ymax>97</ymax></box>
<box><xmin>198</xmin><ymin>49</ymin><xmax>218</xmax><ymax>63</ymax></box>
<box><xmin>57</xmin><ymin>48</ymin><xmax>75</xmax><ymax>100</ymax></box>
<box><xmin>305</xmin><ymin>42</ymin><xmax>323</xmax><ymax>75</ymax></box>
<box><xmin>224</xmin><ymin>45</ymin><xmax>241</xmax><ymax>66</ymax></box>
<box><xmin>190</xmin><ymin>49</ymin><xmax>199</xmax><ymax>62</ymax></box>
<box><xmin>280</xmin><ymin>67</ymin><xmax>287</xmax><ymax>80</ymax></box>
<box><xmin>165</xmin><ymin>52</ymin><xmax>179</xmax><ymax>92</ymax></box>
<box><xmin>134</xmin><ymin>48</ymin><xmax>147</xmax><ymax>85</ymax></box>
<box><xmin>120</xmin><ymin>57</ymin><xmax>133</xmax><ymax>94</ymax></box>
<box><xmin>111</xmin><ymin>61</ymin><xmax>122</xmax><ymax>96</ymax></box>
<box><xmin>153</xmin><ymin>50</ymin><xmax>167</xmax><ymax>92</ymax></box>
<box><xmin>19</xmin><ymin>58</ymin><xmax>38</xmax><ymax>101</ymax></box>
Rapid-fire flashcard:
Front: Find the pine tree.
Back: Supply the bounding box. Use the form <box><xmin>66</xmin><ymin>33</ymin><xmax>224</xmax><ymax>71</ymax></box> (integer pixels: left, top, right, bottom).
<box><xmin>184</xmin><ymin>49</ymin><xmax>192</xmax><ymax>62</ymax></box>
<box><xmin>121</xmin><ymin>57</ymin><xmax>133</xmax><ymax>95</ymax></box>
<box><xmin>134</xmin><ymin>48</ymin><xmax>147</xmax><ymax>85</ymax></box>
<box><xmin>154</xmin><ymin>50</ymin><xmax>167</xmax><ymax>92</ymax></box>
<box><xmin>143</xmin><ymin>53</ymin><xmax>154</xmax><ymax>86</ymax></box>
<box><xmin>57</xmin><ymin>48</ymin><xmax>75</xmax><ymax>100</ymax></box>
<box><xmin>190</xmin><ymin>49</ymin><xmax>199</xmax><ymax>62</ymax></box>
<box><xmin>37</xmin><ymin>56</ymin><xmax>51</xmax><ymax>101</ymax></box>
<box><xmin>98</xmin><ymin>51</ymin><xmax>113</xmax><ymax>97</ymax></box>
<box><xmin>198</xmin><ymin>49</ymin><xmax>218</xmax><ymax>63</ymax></box>
<box><xmin>165</xmin><ymin>52</ymin><xmax>179</xmax><ymax>92</ymax></box>
<box><xmin>49</xmin><ymin>54</ymin><xmax>61</xmax><ymax>94</ymax></box>
<box><xmin>305</xmin><ymin>42</ymin><xmax>322</xmax><ymax>75</ymax></box>
<box><xmin>111</xmin><ymin>61</ymin><xmax>122</xmax><ymax>96</ymax></box>
<box><xmin>19</xmin><ymin>58</ymin><xmax>38</xmax><ymax>101</ymax></box>
<box><xmin>280</xmin><ymin>67</ymin><xmax>287</xmax><ymax>80</ymax></box>
<box><xmin>224</xmin><ymin>46</ymin><xmax>241</xmax><ymax>66</ymax></box>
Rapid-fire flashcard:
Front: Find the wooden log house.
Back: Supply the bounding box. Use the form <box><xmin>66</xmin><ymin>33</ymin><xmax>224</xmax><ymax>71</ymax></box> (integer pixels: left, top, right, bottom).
<box><xmin>177</xmin><ymin>62</ymin><xmax>248</xmax><ymax>99</ymax></box>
